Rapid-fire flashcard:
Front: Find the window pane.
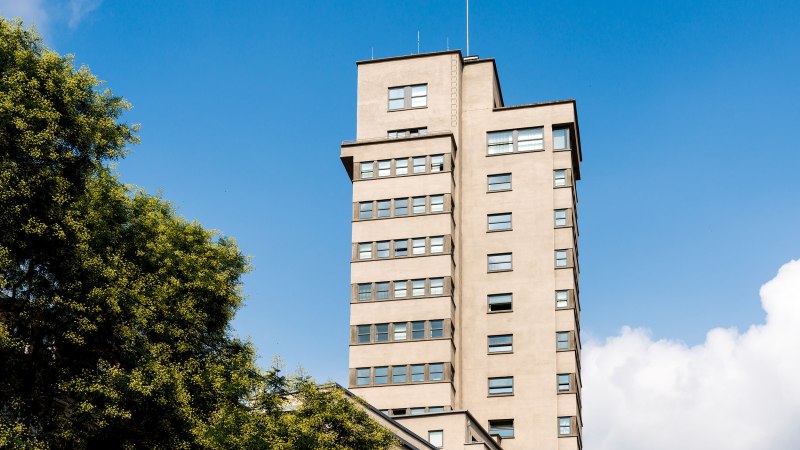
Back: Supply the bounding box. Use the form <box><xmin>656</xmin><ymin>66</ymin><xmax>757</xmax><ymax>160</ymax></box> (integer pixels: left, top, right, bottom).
<box><xmin>487</xmin><ymin>142</ymin><xmax>513</xmax><ymax>154</ymax></box>
<box><xmin>429</xmin><ymin>431</ymin><xmax>443</xmax><ymax>448</ymax></box>
<box><xmin>360</xmin><ymin>162</ymin><xmax>374</xmax><ymax>179</ymax></box>
<box><xmin>428</xmin><ymin>406</ymin><xmax>444</xmax><ymax>413</ymax></box>
<box><xmin>557</xmin><ymin>332</ymin><xmax>570</xmax><ymax>350</ymax></box>
<box><xmin>488</xmin><ymin>173</ymin><xmax>511</xmax><ymax>191</ymax></box>
<box><xmin>559</xmin><ymin>417</ymin><xmax>572</xmax><ymax>435</ymax></box>
<box><xmin>488</xmin><ymin>213</ymin><xmax>512</xmax><ymax>231</ymax></box>
<box><xmin>388</xmin><ymin>98</ymin><xmax>404</xmax><ymax>110</ymax></box>
<box><xmin>395</xmin><ymin>158</ymin><xmax>408</xmax><ymax>175</ymax></box>
<box><xmin>430</xmin><ymin>195</ymin><xmax>444</xmax><ymax>212</ymax></box>
<box><xmin>392</xmin><ymin>366</ymin><xmax>407</xmax><ymax>383</ymax></box>
<box><xmin>356</xmin><ymin>368</ymin><xmax>370</xmax><ymax>385</ymax></box>
<box><xmin>377</xmin><ymin>200</ymin><xmax>391</xmax><ymax>218</ymax></box>
<box><xmin>430</xmin><ymin>320</ymin><xmax>444</xmax><ymax>338</ymax></box>
<box><xmin>554</xmin><ymin>169</ymin><xmax>567</xmax><ymax>187</ymax></box>
<box><xmin>411</xmin><ymin>96</ymin><xmax>426</xmax><ymax>107</ymax></box>
<box><xmin>555</xmin><ymin>209</ymin><xmax>568</xmax><ymax>226</ymax></box>
<box><xmin>489</xmin><ymin>420</ymin><xmax>515</xmax><ymax>438</ymax></box>
<box><xmin>488</xmin><ymin>377</ymin><xmax>513</xmax><ymax>394</ymax></box>
<box><xmin>558</xmin><ymin>374</ymin><xmax>571</xmax><ymax>391</ymax></box>
<box><xmin>413</xmin><ymin>157</ymin><xmax>426</xmax><ymax>173</ymax></box>
<box><xmin>374</xmin><ymin>367</ymin><xmax>388</xmax><ymax>384</ymax></box>
<box><xmin>393</xmin><ymin>323</ymin><xmax>407</xmax><ymax>340</ymax></box>
<box><xmin>411</xmin><ymin>84</ymin><xmax>427</xmax><ymax>97</ymax></box>
<box><xmin>411</xmin><ymin>364</ymin><xmax>425</xmax><ymax>382</ymax></box>
<box><xmin>412</xmin><ymin>279</ymin><xmax>425</xmax><ymax>296</ymax></box>
<box><xmin>394</xmin><ymin>280</ymin><xmax>408</xmax><ymax>298</ymax></box>
<box><xmin>429</xmin><ymin>278</ymin><xmax>444</xmax><ymax>295</ymax></box>
<box><xmin>411</xmin><ymin>321</ymin><xmax>425</xmax><ymax>339</ymax></box>
<box><xmin>376</xmin><ymin>282</ymin><xmax>389</xmax><ymax>299</ymax></box>
<box><xmin>429</xmin><ymin>363</ymin><xmax>444</xmax><ymax>381</ymax></box>
<box><xmin>357</xmin><ymin>325</ymin><xmax>371</xmax><ymax>343</ymax></box>
<box><xmin>488</xmin><ymin>253</ymin><xmax>512</xmax><ymax>271</ymax></box>
<box><xmin>359</xmin><ymin>202</ymin><xmax>373</xmax><ymax>219</ymax></box>
<box><xmin>430</xmin><ymin>155</ymin><xmax>444</xmax><ymax>172</ymax></box>
<box><xmin>377</xmin><ymin>160</ymin><xmax>391</xmax><ymax>177</ymax></box>
<box><xmin>395</xmin><ymin>198</ymin><xmax>408</xmax><ymax>216</ymax></box>
<box><xmin>410</xmin><ymin>407</ymin><xmax>425</xmax><ymax>415</ymax></box>
<box><xmin>376</xmin><ymin>324</ymin><xmax>389</xmax><ymax>342</ymax></box>
<box><xmin>487</xmin><ymin>130</ymin><xmax>513</xmax><ymax>145</ymax></box>
<box><xmin>430</xmin><ymin>236</ymin><xmax>444</xmax><ymax>253</ymax></box>
<box><xmin>358</xmin><ymin>283</ymin><xmax>372</xmax><ymax>301</ymax></box>
<box><xmin>412</xmin><ymin>196</ymin><xmax>426</xmax><ymax>214</ymax></box>
<box><xmin>376</xmin><ymin>241</ymin><xmax>390</xmax><ymax>258</ymax></box>
<box><xmin>388</xmin><ymin>88</ymin><xmax>404</xmax><ymax>99</ymax></box>
<box><xmin>555</xmin><ymin>250</ymin><xmax>568</xmax><ymax>267</ymax></box>
<box><xmin>358</xmin><ymin>243</ymin><xmax>372</xmax><ymax>260</ymax></box>
<box><xmin>488</xmin><ymin>293</ymin><xmax>512</xmax><ymax>312</ymax></box>
<box><xmin>553</xmin><ymin>128</ymin><xmax>569</xmax><ymax>149</ymax></box>
<box><xmin>556</xmin><ymin>290</ymin><xmax>569</xmax><ymax>308</ymax></box>
<box><xmin>394</xmin><ymin>240</ymin><xmax>408</xmax><ymax>257</ymax></box>
<box><xmin>488</xmin><ymin>334</ymin><xmax>513</xmax><ymax>353</ymax></box>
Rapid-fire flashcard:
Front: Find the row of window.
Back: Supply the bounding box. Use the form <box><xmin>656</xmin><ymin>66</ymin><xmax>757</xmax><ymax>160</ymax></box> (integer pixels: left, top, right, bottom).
<box><xmin>482</xmin><ymin>416</ymin><xmax>578</xmax><ymax>440</ymax></box>
<box><xmin>354</xmin><ymin>362</ymin><xmax>449</xmax><ymax>386</ymax></box>
<box><xmin>486</xmin><ymin>210</ymin><xmax>572</xmax><ymax>232</ymax></box>
<box><xmin>356</xmin><ymin>194</ymin><xmax>448</xmax><ymax>220</ymax></box>
<box><xmin>487</xmin><ymin>250</ymin><xmax>574</xmax><ymax>272</ymax></box>
<box><xmin>354</xmin><ymin>236</ymin><xmax>450</xmax><ymax>260</ymax></box>
<box><xmin>359</xmin><ymin>154</ymin><xmax>448</xmax><ymax>180</ymax></box>
<box><xmin>354</xmin><ymin>277</ymin><xmax>449</xmax><ymax>302</ymax></box>
<box><xmin>381</xmin><ymin>406</ymin><xmax>446</xmax><ymax>417</ymax></box>
<box><xmin>486</xmin><ymin>126</ymin><xmax>572</xmax><ymax>154</ymax></box>
<box><xmin>353</xmin><ymin>320</ymin><xmax>448</xmax><ymax>344</ymax></box>
<box><xmin>388</xmin><ymin>127</ymin><xmax>427</xmax><ymax>139</ymax></box>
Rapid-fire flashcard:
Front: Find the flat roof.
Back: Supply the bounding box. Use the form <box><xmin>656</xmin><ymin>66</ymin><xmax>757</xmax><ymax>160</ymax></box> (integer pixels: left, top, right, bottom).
<box><xmin>356</xmin><ymin>50</ymin><xmax>463</xmax><ymax>66</ymax></box>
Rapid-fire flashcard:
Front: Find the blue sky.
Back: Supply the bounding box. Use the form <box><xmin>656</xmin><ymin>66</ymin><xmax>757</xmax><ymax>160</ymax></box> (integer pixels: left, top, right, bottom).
<box><xmin>3</xmin><ymin>0</ymin><xmax>798</xmax><ymax>388</ymax></box>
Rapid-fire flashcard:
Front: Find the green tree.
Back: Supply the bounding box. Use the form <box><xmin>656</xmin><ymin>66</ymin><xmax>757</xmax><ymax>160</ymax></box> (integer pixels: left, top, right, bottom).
<box><xmin>0</xmin><ymin>18</ymin><xmax>397</xmax><ymax>449</ymax></box>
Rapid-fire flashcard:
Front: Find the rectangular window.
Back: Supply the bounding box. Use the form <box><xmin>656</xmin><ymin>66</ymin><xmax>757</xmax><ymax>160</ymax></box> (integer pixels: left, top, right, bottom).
<box><xmin>429</xmin><ymin>278</ymin><xmax>444</xmax><ymax>295</ymax></box>
<box><xmin>388</xmin><ymin>127</ymin><xmax>427</xmax><ymax>139</ymax></box>
<box><xmin>388</xmin><ymin>87</ymin><xmax>405</xmax><ymax>110</ymax></box>
<box><xmin>557</xmin><ymin>374</ymin><xmax>571</xmax><ymax>392</ymax></box>
<box><xmin>556</xmin><ymin>290</ymin><xmax>569</xmax><ymax>308</ymax></box>
<box><xmin>488</xmin><ymin>253</ymin><xmax>512</xmax><ymax>271</ymax></box>
<box><xmin>553</xmin><ymin>127</ymin><xmax>570</xmax><ymax>150</ymax></box>
<box><xmin>413</xmin><ymin>156</ymin><xmax>426</xmax><ymax>174</ymax></box>
<box><xmin>394</xmin><ymin>198</ymin><xmax>408</xmax><ymax>216</ymax></box>
<box><xmin>377</xmin><ymin>160</ymin><xmax>391</xmax><ymax>177</ymax></box>
<box><xmin>411</xmin><ymin>321</ymin><xmax>425</xmax><ymax>339</ymax></box>
<box><xmin>356</xmin><ymin>368</ymin><xmax>370</xmax><ymax>385</ymax></box>
<box><xmin>392</xmin><ymin>366</ymin><xmax>407</xmax><ymax>383</ymax></box>
<box><xmin>488</xmin><ymin>293</ymin><xmax>512</xmax><ymax>312</ymax></box>
<box><xmin>394</xmin><ymin>239</ymin><xmax>408</xmax><ymax>257</ymax></box>
<box><xmin>377</xmin><ymin>200</ymin><xmax>391</xmax><ymax>218</ymax></box>
<box><xmin>487</xmin><ymin>130</ymin><xmax>514</xmax><ymax>154</ymax></box>
<box><xmin>517</xmin><ymin>127</ymin><xmax>544</xmax><ymax>151</ymax></box>
<box><xmin>410</xmin><ymin>407</ymin><xmax>425</xmax><ymax>415</ymax></box>
<box><xmin>556</xmin><ymin>332</ymin><xmax>571</xmax><ymax>350</ymax></box>
<box><xmin>429</xmin><ymin>195</ymin><xmax>444</xmax><ymax>212</ymax></box>
<box><xmin>411</xmin><ymin>364</ymin><xmax>425</xmax><ymax>382</ymax></box>
<box><xmin>554</xmin><ymin>169</ymin><xmax>567</xmax><ymax>187</ymax></box>
<box><xmin>391</xmin><ymin>408</ymin><xmax>407</xmax><ymax>417</ymax></box>
<box><xmin>411</xmin><ymin>84</ymin><xmax>427</xmax><ymax>107</ymax></box>
<box><xmin>428</xmin><ymin>430</ymin><xmax>443</xmax><ymax>448</ymax></box>
<box><xmin>488</xmin><ymin>213</ymin><xmax>512</xmax><ymax>231</ymax></box>
<box><xmin>412</xmin><ymin>238</ymin><xmax>426</xmax><ymax>255</ymax></box>
<box><xmin>430</xmin><ymin>236</ymin><xmax>444</xmax><ymax>253</ymax></box>
<box><xmin>558</xmin><ymin>417</ymin><xmax>572</xmax><ymax>435</ymax></box>
<box><xmin>358</xmin><ymin>243</ymin><xmax>372</xmax><ymax>260</ymax></box>
<box><xmin>555</xmin><ymin>250</ymin><xmax>568</xmax><ymax>267</ymax></box>
<box><xmin>412</xmin><ymin>196</ymin><xmax>426</xmax><ymax>214</ymax></box>
<box><xmin>358</xmin><ymin>283</ymin><xmax>372</xmax><ymax>301</ymax></box>
<box><xmin>394</xmin><ymin>280</ymin><xmax>408</xmax><ymax>298</ymax></box>
<box><xmin>412</xmin><ymin>279</ymin><xmax>426</xmax><ymax>296</ymax></box>
<box><xmin>428</xmin><ymin>406</ymin><xmax>444</xmax><ymax>413</ymax></box>
<box><xmin>488</xmin><ymin>419</ymin><xmax>515</xmax><ymax>439</ymax></box>
<box><xmin>360</xmin><ymin>162</ymin><xmax>374</xmax><ymax>179</ymax></box>
<box><xmin>430</xmin><ymin>155</ymin><xmax>444</xmax><ymax>172</ymax></box>
<box><xmin>487</xmin><ymin>173</ymin><xmax>511</xmax><ymax>191</ymax></box>
<box><xmin>395</xmin><ymin>158</ymin><xmax>408</xmax><ymax>175</ymax></box>
<box><xmin>555</xmin><ymin>209</ymin><xmax>568</xmax><ymax>226</ymax></box>
<box><xmin>429</xmin><ymin>363</ymin><xmax>444</xmax><ymax>381</ymax></box>
<box><xmin>375</xmin><ymin>324</ymin><xmax>389</xmax><ymax>342</ymax></box>
<box><xmin>374</xmin><ymin>366</ymin><xmax>388</xmax><ymax>384</ymax></box>
<box><xmin>357</xmin><ymin>325</ymin><xmax>371</xmax><ymax>343</ymax></box>
<box><xmin>375</xmin><ymin>282</ymin><xmax>390</xmax><ymax>300</ymax></box>
<box><xmin>359</xmin><ymin>202</ymin><xmax>373</xmax><ymax>219</ymax></box>
<box><xmin>430</xmin><ymin>320</ymin><xmax>444</xmax><ymax>338</ymax></box>
<box><xmin>488</xmin><ymin>334</ymin><xmax>513</xmax><ymax>353</ymax></box>
<box><xmin>393</xmin><ymin>323</ymin><xmax>407</xmax><ymax>340</ymax></box>
<box><xmin>488</xmin><ymin>376</ymin><xmax>513</xmax><ymax>395</ymax></box>
<box><xmin>376</xmin><ymin>241</ymin><xmax>390</xmax><ymax>258</ymax></box>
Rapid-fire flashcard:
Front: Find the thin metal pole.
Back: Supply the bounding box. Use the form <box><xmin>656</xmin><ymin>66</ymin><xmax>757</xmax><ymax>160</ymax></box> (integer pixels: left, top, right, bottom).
<box><xmin>418</xmin><ymin>31</ymin><xmax>420</xmax><ymax>54</ymax></box>
<box><xmin>466</xmin><ymin>0</ymin><xmax>470</xmax><ymax>56</ymax></box>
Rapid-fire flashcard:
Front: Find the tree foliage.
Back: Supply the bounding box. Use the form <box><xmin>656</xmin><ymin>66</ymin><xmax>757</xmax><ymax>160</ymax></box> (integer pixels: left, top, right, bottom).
<box><xmin>0</xmin><ymin>18</ymin><xmax>396</xmax><ymax>449</ymax></box>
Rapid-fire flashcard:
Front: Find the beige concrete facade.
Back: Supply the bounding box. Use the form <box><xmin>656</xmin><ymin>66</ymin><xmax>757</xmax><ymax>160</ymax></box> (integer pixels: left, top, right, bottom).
<box><xmin>341</xmin><ymin>50</ymin><xmax>583</xmax><ymax>450</ymax></box>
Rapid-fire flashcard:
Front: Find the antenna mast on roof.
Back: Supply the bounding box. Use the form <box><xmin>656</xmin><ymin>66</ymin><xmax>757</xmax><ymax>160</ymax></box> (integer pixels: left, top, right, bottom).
<box><xmin>466</xmin><ymin>0</ymin><xmax>470</xmax><ymax>56</ymax></box>
<box><xmin>417</xmin><ymin>31</ymin><xmax>420</xmax><ymax>54</ymax></box>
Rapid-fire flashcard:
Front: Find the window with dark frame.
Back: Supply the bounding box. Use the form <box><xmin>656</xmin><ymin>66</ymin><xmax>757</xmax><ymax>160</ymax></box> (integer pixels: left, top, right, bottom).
<box><xmin>388</xmin><ymin>84</ymin><xmax>427</xmax><ymax>110</ymax></box>
<box><xmin>488</xmin><ymin>376</ymin><xmax>514</xmax><ymax>395</ymax></box>
<box><xmin>488</xmin><ymin>173</ymin><xmax>512</xmax><ymax>191</ymax></box>
<box><xmin>487</xmin><ymin>127</ymin><xmax>543</xmax><ymax>154</ymax></box>
<box><xmin>488</xmin><ymin>253</ymin><xmax>512</xmax><ymax>271</ymax></box>
<box><xmin>488</xmin><ymin>213</ymin><xmax>512</xmax><ymax>231</ymax></box>
<box><xmin>488</xmin><ymin>334</ymin><xmax>513</xmax><ymax>353</ymax></box>
<box><xmin>488</xmin><ymin>419</ymin><xmax>515</xmax><ymax>438</ymax></box>
<box><xmin>488</xmin><ymin>293</ymin><xmax>513</xmax><ymax>312</ymax></box>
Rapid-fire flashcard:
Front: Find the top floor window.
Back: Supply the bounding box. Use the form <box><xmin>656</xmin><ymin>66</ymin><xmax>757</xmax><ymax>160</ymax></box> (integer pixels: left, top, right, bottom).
<box><xmin>388</xmin><ymin>127</ymin><xmax>427</xmax><ymax>139</ymax></box>
<box><xmin>553</xmin><ymin>127</ymin><xmax>571</xmax><ymax>150</ymax></box>
<box><xmin>487</xmin><ymin>127</ymin><xmax>544</xmax><ymax>154</ymax></box>
<box><xmin>388</xmin><ymin>84</ymin><xmax>427</xmax><ymax>110</ymax></box>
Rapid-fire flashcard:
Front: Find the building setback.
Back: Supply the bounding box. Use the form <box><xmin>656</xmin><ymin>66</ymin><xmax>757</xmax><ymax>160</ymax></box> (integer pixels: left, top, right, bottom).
<box><xmin>340</xmin><ymin>50</ymin><xmax>583</xmax><ymax>450</ymax></box>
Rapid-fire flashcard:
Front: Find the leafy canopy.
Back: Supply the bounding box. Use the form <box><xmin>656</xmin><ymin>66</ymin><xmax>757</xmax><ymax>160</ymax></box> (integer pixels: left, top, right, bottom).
<box><xmin>0</xmin><ymin>18</ymin><xmax>396</xmax><ymax>449</ymax></box>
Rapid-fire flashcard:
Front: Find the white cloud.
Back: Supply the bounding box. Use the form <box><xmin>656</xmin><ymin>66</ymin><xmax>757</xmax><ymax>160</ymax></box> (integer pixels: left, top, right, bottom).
<box><xmin>0</xmin><ymin>0</ymin><xmax>50</xmax><ymax>30</ymax></box>
<box><xmin>583</xmin><ymin>259</ymin><xmax>800</xmax><ymax>450</ymax></box>
<box><xmin>67</xmin><ymin>0</ymin><xmax>101</xmax><ymax>28</ymax></box>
